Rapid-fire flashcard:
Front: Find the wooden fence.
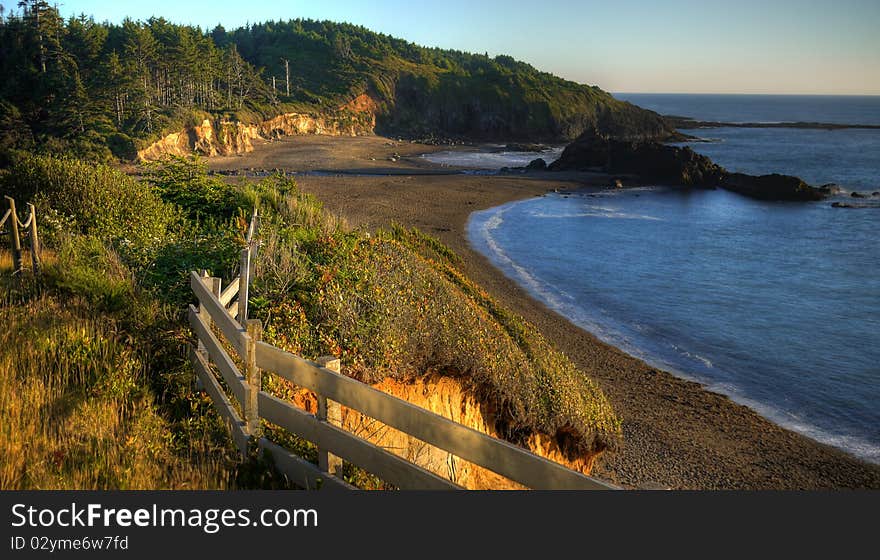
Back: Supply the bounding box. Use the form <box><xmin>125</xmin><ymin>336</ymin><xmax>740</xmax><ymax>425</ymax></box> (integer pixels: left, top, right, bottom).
<box><xmin>1</xmin><ymin>196</ymin><xmax>42</xmax><ymax>275</ymax></box>
<box><xmin>190</xmin><ymin>210</ymin><xmax>616</xmax><ymax>490</ymax></box>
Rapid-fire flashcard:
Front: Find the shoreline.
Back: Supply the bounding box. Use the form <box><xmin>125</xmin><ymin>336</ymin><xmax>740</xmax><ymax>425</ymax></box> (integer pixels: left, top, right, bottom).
<box><xmin>209</xmin><ymin>135</ymin><xmax>880</xmax><ymax>489</ymax></box>
<box><xmin>467</xmin><ymin>191</ymin><xmax>878</xmax><ymax>467</ymax></box>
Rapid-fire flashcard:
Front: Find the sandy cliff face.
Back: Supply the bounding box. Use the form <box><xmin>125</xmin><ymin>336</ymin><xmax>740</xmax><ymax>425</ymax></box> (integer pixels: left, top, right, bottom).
<box><xmin>137</xmin><ymin>119</ymin><xmax>262</xmax><ymax>161</ymax></box>
<box><xmin>137</xmin><ymin>106</ymin><xmax>376</xmax><ymax>161</ymax></box>
<box><xmin>287</xmin><ymin>373</ymin><xmax>602</xmax><ymax>490</ymax></box>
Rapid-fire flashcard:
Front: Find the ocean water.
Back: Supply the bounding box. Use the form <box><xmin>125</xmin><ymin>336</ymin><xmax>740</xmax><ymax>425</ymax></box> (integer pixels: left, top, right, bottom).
<box><xmin>422</xmin><ymin>146</ymin><xmax>564</xmax><ymax>169</ymax></box>
<box><xmin>468</xmin><ymin>94</ymin><xmax>880</xmax><ymax>462</ymax></box>
<box><xmin>615</xmin><ymin>93</ymin><xmax>880</xmax><ymax>125</ymax></box>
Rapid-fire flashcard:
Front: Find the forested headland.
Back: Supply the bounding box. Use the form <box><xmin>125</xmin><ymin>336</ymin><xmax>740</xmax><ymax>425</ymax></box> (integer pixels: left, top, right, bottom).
<box><xmin>0</xmin><ymin>1</ymin><xmax>672</xmax><ymax>162</ymax></box>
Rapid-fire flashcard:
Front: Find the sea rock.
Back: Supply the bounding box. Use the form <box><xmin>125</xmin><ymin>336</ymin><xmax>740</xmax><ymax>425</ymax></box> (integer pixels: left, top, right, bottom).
<box><xmin>549</xmin><ymin>130</ymin><xmax>834</xmax><ymax>201</ymax></box>
<box><xmin>831</xmin><ymin>202</ymin><xmax>877</xmax><ymax>209</ymax></box>
<box><xmin>526</xmin><ymin>157</ymin><xmax>547</xmax><ymax>170</ymax></box>
<box><xmin>851</xmin><ymin>191</ymin><xmax>866</xmax><ymax>198</ymax></box>
<box><xmin>722</xmin><ymin>173</ymin><xmax>829</xmax><ymax>201</ymax></box>
<box><xmin>549</xmin><ymin>131</ymin><xmax>725</xmax><ymax>187</ymax></box>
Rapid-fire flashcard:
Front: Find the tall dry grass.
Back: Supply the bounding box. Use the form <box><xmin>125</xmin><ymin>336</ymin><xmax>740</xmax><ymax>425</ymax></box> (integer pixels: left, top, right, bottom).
<box><xmin>0</xmin><ymin>250</ymin><xmax>233</xmax><ymax>489</ymax></box>
<box><xmin>0</xmin><ymin>294</ymin><xmax>231</xmax><ymax>489</ymax></box>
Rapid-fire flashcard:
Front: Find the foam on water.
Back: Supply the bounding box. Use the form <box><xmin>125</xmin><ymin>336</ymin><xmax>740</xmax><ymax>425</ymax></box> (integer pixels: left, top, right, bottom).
<box><xmin>423</xmin><ymin>147</ymin><xmax>564</xmax><ymax>169</ymax></box>
<box><xmin>528</xmin><ymin>205</ymin><xmax>664</xmax><ymax>221</ymax></box>
<box><xmin>476</xmin><ymin>204</ymin><xmax>572</xmax><ymax>314</ymax></box>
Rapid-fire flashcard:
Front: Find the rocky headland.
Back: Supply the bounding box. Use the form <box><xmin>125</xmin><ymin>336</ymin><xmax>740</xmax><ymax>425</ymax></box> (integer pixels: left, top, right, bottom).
<box><xmin>548</xmin><ymin>130</ymin><xmax>839</xmax><ymax>201</ymax></box>
<box><xmin>666</xmin><ymin>116</ymin><xmax>880</xmax><ymax>131</ymax></box>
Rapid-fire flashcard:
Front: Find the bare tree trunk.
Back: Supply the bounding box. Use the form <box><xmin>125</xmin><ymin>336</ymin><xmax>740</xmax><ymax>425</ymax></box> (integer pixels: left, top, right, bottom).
<box><xmin>36</xmin><ymin>7</ymin><xmax>46</xmax><ymax>73</ymax></box>
<box><xmin>143</xmin><ymin>74</ymin><xmax>152</xmax><ymax>132</ymax></box>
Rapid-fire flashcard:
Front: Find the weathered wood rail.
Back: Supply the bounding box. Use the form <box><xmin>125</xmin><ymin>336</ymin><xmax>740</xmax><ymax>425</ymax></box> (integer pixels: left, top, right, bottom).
<box><xmin>190</xmin><ymin>210</ymin><xmax>616</xmax><ymax>490</ymax></box>
<box><xmin>2</xmin><ymin>196</ymin><xmax>41</xmax><ymax>275</ymax></box>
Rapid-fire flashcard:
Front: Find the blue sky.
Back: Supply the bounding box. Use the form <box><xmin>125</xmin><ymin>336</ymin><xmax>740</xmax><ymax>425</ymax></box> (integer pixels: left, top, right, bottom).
<box><xmin>3</xmin><ymin>0</ymin><xmax>878</xmax><ymax>94</ymax></box>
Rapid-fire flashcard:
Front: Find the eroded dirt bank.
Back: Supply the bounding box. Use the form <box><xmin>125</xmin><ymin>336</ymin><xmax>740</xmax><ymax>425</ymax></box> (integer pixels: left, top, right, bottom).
<box><xmin>287</xmin><ymin>374</ymin><xmax>600</xmax><ymax>490</ymax></box>
<box><xmin>138</xmin><ymin>96</ymin><xmax>378</xmax><ymax>161</ymax></box>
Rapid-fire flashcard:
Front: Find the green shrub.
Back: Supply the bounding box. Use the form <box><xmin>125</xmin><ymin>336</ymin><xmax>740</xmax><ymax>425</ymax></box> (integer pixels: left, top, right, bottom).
<box><xmin>145</xmin><ymin>156</ymin><xmax>246</xmax><ymax>221</ymax></box>
<box><xmin>107</xmin><ymin>133</ymin><xmax>137</xmax><ymax>161</ymax></box>
<box><xmin>50</xmin><ymin>236</ymin><xmax>134</xmax><ymax>312</ymax></box>
<box><xmin>0</xmin><ymin>152</ymin><xmax>176</xmax><ymax>259</ymax></box>
<box><xmin>142</xmin><ymin>228</ymin><xmax>243</xmax><ymax>306</ymax></box>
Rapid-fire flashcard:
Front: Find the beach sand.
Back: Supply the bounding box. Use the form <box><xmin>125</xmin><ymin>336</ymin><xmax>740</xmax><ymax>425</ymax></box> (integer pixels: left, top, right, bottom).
<box><xmin>209</xmin><ymin>135</ymin><xmax>880</xmax><ymax>489</ymax></box>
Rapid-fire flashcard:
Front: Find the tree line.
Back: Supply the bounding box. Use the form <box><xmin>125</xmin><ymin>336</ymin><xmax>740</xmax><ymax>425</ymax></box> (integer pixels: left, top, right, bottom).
<box><xmin>0</xmin><ymin>1</ymin><xmax>278</xmax><ymax>160</ymax></box>
<box><xmin>0</xmin><ymin>3</ymin><xmax>662</xmax><ymax>160</ymax></box>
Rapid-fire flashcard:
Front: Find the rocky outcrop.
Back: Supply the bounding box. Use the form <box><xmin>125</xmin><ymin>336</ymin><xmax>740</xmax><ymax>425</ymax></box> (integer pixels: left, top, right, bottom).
<box><xmin>831</xmin><ymin>201</ymin><xmax>879</xmax><ymax>209</ymax></box>
<box><xmin>525</xmin><ymin>157</ymin><xmax>547</xmax><ymax>170</ymax></box>
<box><xmin>722</xmin><ymin>173</ymin><xmax>838</xmax><ymax>201</ymax></box>
<box><xmin>549</xmin><ymin>132</ymin><xmax>725</xmax><ymax>187</ymax></box>
<box><xmin>259</xmin><ymin>109</ymin><xmax>373</xmax><ymax>139</ymax></box>
<box><xmin>550</xmin><ymin>130</ymin><xmax>837</xmax><ymax>201</ymax></box>
<box><xmin>284</xmin><ymin>373</ymin><xmax>603</xmax><ymax>490</ymax></box>
<box><xmin>137</xmin><ymin>119</ymin><xmax>262</xmax><ymax>161</ymax></box>
<box><xmin>137</xmin><ymin>108</ymin><xmax>376</xmax><ymax>161</ymax></box>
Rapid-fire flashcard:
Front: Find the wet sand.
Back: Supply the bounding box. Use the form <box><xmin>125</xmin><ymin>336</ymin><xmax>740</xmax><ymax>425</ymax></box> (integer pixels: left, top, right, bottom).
<box><xmin>210</xmin><ymin>135</ymin><xmax>880</xmax><ymax>489</ymax></box>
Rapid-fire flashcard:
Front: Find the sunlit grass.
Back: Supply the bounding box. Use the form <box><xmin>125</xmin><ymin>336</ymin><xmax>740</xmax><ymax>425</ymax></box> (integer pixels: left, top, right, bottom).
<box><xmin>0</xmin><ymin>247</ymin><xmax>239</xmax><ymax>490</ymax></box>
<box><xmin>0</xmin><ymin>293</ymin><xmax>231</xmax><ymax>489</ymax></box>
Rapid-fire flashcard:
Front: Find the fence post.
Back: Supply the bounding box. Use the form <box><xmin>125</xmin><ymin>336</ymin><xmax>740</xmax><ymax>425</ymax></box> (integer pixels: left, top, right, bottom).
<box><xmin>238</xmin><ymin>246</ymin><xmax>250</xmax><ymax>323</ymax></box>
<box><xmin>246</xmin><ymin>207</ymin><xmax>258</xmax><ymax>243</ymax></box>
<box><xmin>26</xmin><ymin>203</ymin><xmax>41</xmax><ymax>276</ymax></box>
<box><xmin>244</xmin><ymin>319</ymin><xmax>263</xmax><ymax>444</ymax></box>
<box><xmin>193</xmin><ymin>271</ymin><xmax>212</xmax><ymax>391</ymax></box>
<box><xmin>196</xmin><ymin>272</ymin><xmax>214</xmax><ymax>355</ymax></box>
<box><xmin>316</xmin><ymin>356</ymin><xmax>344</xmax><ymax>477</ymax></box>
<box><xmin>209</xmin><ymin>277</ymin><xmax>222</xmax><ymax>302</ymax></box>
<box><xmin>4</xmin><ymin>196</ymin><xmax>22</xmax><ymax>273</ymax></box>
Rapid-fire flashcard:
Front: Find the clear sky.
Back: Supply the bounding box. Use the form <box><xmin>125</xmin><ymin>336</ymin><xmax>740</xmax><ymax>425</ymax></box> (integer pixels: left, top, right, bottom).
<box><xmin>3</xmin><ymin>0</ymin><xmax>878</xmax><ymax>94</ymax></box>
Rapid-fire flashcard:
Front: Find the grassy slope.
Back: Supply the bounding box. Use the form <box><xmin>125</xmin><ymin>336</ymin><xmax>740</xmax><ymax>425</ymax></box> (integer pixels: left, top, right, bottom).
<box><xmin>0</xmin><ymin>253</ymin><xmax>238</xmax><ymax>489</ymax></box>
<box><xmin>0</xmin><ymin>153</ymin><xmax>620</xmax><ymax>488</ymax></box>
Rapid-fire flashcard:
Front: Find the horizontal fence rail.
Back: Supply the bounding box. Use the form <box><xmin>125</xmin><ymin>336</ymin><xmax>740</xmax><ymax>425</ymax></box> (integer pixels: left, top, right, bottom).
<box><xmin>191</xmin><ymin>272</ymin><xmax>248</xmax><ymax>357</ymax></box>
<box><xmin>255</xmin><ymin>342</ymin><xmax>614</xmax><ymax>490</ymax></box>
<box><xmin>188</xmin><ymin>209</ymin><xmax>616</xmax><ymax>490</ymax></box>
<box><xmin>258</xmin><ymin>391</ymin><xmax>459</xmax><ymax>490</ymax></box>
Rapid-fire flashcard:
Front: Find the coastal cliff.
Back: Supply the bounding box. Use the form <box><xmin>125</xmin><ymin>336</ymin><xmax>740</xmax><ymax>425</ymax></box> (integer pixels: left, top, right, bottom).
<box><xmin>234</xmin><ymin>21</ymin><xmax>678</xmax><ymax>143</ymax></box>
<box><xmin>137</xmin><ymin>108</ymin><xmax>375</xmax><ymax>161</ymax></box>
<box><xmin>1</xmin><ymin>14</ymin><xmax>679</xmax><ymax>161</ymax></box>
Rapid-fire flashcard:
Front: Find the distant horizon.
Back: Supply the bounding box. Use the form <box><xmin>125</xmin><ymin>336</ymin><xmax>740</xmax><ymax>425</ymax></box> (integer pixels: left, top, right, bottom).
<box><xmin>2</xmin><ymin>0</ymin><xmax>878</xmax><ymax>96</ymax></box>
<box><xmin>613</xmin><ymin>92</ymin><xmax>880</xmax><ymax>97</ymax></box>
